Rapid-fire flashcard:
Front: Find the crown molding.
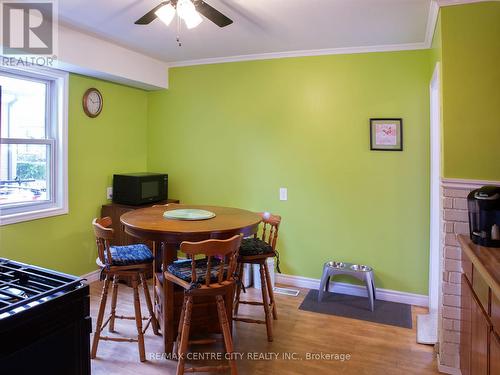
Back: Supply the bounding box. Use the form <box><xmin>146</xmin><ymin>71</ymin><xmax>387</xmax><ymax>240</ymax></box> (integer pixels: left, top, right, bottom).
<box><xmin>424</xmin><ymin>0</ymin><xmax>440</xmax><ymax>48</ymax></box>
<box><xmin>166</xmin><ymin>0</ymin><xmax>498</xmax><ymax>68</ymax></box>
<box><xmin>167</xmin><ymin>42</ymin><xmax>428</xmax><ymax>68</ymax></box>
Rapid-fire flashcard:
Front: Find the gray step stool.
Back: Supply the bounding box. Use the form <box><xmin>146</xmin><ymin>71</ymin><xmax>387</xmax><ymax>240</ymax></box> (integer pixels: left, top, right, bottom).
<box><xmin>318</xmin><ymin>261</ymin><xmax>376</xmax><ymax>311</ymax></box>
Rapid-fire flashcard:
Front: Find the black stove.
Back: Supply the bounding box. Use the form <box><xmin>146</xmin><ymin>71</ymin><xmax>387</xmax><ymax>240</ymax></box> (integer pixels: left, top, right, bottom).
<box><xmin>0</xmin><ymin>258</ymin><xmax>91</xmax><ymax>374</ymax></box>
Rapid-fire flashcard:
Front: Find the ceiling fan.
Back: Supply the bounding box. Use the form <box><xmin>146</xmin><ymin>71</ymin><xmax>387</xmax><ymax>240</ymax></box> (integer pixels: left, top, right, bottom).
<box><xmin>135</xmin><ymin>0</ymin><xmax>233</xmax><ymax>29</ymax></box>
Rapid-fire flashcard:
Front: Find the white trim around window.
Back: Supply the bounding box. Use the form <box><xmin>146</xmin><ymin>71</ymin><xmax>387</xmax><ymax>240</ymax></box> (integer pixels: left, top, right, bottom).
<box><xmin>0</xmin><ymin>66</ymin><xmax>69</xmax><ymax>226</ymax></box>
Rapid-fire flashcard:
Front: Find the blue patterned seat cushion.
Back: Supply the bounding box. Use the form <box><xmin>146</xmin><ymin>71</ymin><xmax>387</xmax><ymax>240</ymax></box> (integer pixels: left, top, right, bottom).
<box><xmin>105</xmin><ymin>244</ymin><xmax>154</xmax><ymax>266</ymax></box>
<box><xmin>239</xmin><ymin>238</ymin><xmax>274</xmax><ymax>257</ymax></box>
<box><xmin>167</xmin><ymin>258</ymin><xmax>228</xmax><ymax>284</ymax></box>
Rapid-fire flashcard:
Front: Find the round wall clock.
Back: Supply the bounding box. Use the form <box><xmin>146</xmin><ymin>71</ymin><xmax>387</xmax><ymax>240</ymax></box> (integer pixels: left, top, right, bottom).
<box><xmin>82</xmin><ymin>88</ymin><xmax>103</xmax><ymax>118</ymax></box>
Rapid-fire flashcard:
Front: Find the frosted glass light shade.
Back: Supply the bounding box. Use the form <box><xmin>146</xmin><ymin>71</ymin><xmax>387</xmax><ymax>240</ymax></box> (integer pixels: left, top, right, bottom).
<box><xmin>155</xmin><ymin>3</ymin><xmax>176</xmax><ymax>26</ymax></box>
<box><xmin>177</xmin><ymin>0</ymin><xmax>203</xmax><ymax>29</ymax></box>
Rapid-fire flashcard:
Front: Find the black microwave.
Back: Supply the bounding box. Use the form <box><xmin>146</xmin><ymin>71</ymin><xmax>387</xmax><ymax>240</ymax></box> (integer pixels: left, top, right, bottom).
<box><xmin>112</xmin><ymin>173</ymin><xmax>168</xmax><ymax>206</ymax></box>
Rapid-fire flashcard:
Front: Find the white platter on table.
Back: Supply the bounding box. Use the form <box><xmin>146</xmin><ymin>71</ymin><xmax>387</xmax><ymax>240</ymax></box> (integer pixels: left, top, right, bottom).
<box><xmin>163</xmin><ymin>209</ymin><xmax>216</xmax><ymax>221</ymax></box>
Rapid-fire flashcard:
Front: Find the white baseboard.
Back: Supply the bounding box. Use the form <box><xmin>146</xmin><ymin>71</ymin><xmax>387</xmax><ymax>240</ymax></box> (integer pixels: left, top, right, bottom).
<box><xmin>275</xmin><ymin>273</ymin><xmax>429</xmax><ymax>307</ymax></box>
<box><xmin>81</xmin><ymin>268</ymin><xmax>429</xmax><ymax>307</ymax></box>
<box><xmin>437</xmin><ymin>355</ymin><xmax>462</xmax><ymax>375</ymax></box>
<box><xmin>81</xmin><ymin>269</ymin><xmax>100</xmax><ymax>284</ymax></box>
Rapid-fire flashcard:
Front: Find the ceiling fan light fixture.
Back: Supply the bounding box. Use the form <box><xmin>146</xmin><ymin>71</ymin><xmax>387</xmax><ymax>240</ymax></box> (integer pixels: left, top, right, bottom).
<box><xmin>155</xmin><ymin>3</ymin><xmax>176</xmax><ymax>26</ymax></box>
<box><xmin>177</xmin><ymin>0</ymin><xmax>203</xmax><ymax>29</ymax></box>
<box><xmin>182</xmin><ymin>11</ymin><xmax>202</xmax><ymax>29</ymax></box>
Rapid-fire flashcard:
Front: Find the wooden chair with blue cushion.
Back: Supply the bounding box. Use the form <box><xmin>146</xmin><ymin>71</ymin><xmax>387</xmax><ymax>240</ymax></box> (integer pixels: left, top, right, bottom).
<box><xmin>233</xmin><ymin>212</ymin><xmax>281</xmax><ymax>342</ymax></box>
<box><xmin>164</xmin><ymin>234</ymin><xmax>243</xmax><ymax>375</ymax></box>
<box><xmin>91</xmin><ymin>217</ymin><xmax>159</xmax><ymax>362</ymax></box>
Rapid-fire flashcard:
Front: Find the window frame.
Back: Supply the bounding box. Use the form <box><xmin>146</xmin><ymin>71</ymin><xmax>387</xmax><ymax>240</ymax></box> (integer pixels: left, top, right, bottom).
<box><xmin>0</xmin><ymin>66</ymin><xmax>68</xmax><ymax>225</ymax></box>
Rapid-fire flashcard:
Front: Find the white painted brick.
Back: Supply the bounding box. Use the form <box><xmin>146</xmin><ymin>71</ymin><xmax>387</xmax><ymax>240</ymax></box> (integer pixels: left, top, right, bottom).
<box><xmin>444</xmin><ymin>233</ymin><xmax>459</xmax><ymax>246</ymax></box>
<box><xmin>440</xmin><ymin>353</ymin><xmax>459</xmax><ymax>368</ymax></box>
<box><xmin>441</xmin><ymin>341</ymin><xmax>460</xmax><ymax>355</ymax></box>
<box><xmin>444</xmin><ymin>222</ymin><xmax>454</xmax><ymax>233</ymax></box>
<box><xmin>444</xmin><ymin>246</ymin><xmax>461</xmax><ymax>260</ymax></box>
<box><xmin>453</xmin><ymin>198</ymin><xmax>468</xmax><ymax>210</ymax></box>
<box><xmin>449</xmin><ymin>271</ymin><xmax>462</xmax><ymax>284</ymax></box>
<box><xmin>443</xmin><ymin>271</ymin><xmax>449</xmax><ymax>282</ymax></box>
<box><xmin>443</xmin><ymin>282</ymin><xmax>461</xmax><ymax>296</ymax></box>
<box><xmin>444</xmin><ymin>259</ymin><xmax>461</xmax><ymax>272</ymax></box>
<box><xmin>443</xmin><ymin>306</ymin><xmax>461</xmax><ymax>320</ymax></box>
<box><xmin>443</xmin><ymin>197</ymin><xmax>453</xmax><ymax>209</ymax></box>
<box><xmin>444</xmin><ymin>295</ymin><xmax>461</xmax><ymax>307</ymax></box>
<box><xmin>443</xmin><ymin>209</ymin><xmax>469</xmax><ymax>222</ymax></box>
<box><xmin>454</xmin><ymin>222</ymin><xmax>470</xmax><ymax>235</ymax></box>
<box><xmin>443</xmin><ymin>188</ymin><xmax>470</xmax><ymax>198</ymax></box>
<box><xmin>443</xmin><ymin>318</ymin><xmax>454</xmax><ymax>330</ymax></box>
<box><xmin>443</xmin><ymin>330</ymin><xmax>461</xmax><ymax>344</ymax></box>
<box><xmin>439</xmin><ymin>187</ymin><xmax>473</xmax><ymax>372</ymax></box>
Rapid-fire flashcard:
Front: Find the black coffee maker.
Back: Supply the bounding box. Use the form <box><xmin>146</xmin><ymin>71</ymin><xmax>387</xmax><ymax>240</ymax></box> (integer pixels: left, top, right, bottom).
<box><xmin>468</xmin><ymin>185</ymin><xmax>500</xmax><ymax>247</ymax></box>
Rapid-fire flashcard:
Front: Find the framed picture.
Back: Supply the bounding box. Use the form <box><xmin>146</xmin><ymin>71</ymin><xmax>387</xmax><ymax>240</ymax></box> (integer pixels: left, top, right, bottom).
<box><xmin>370</xmin><ymin>118</ymin><xmax>403</xmax><ymax>151</ymax></box>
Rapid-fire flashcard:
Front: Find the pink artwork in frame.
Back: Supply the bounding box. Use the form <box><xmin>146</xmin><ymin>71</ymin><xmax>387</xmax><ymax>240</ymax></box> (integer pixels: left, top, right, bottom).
<box><xmin>370</xmin><ymin>118</ymin><xmax>403</xmax><ymax>151</ymax></box>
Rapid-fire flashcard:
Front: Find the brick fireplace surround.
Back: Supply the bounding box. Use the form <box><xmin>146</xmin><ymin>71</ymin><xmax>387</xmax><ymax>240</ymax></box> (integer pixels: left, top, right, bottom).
<box><xmin>438</xmin><ymin>179</ymin><xmax>499</xmax><ymax>373</ymax></box>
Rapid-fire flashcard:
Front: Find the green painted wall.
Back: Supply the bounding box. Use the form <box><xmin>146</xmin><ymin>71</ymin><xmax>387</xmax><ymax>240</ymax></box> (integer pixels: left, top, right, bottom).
<box><xmin>147</xmin><ymin>51</ymin><xmax>431</xmax><ymax>294</ymax></box>
<box><xmin>1</xmin><ymin>3</ymin><xmax>496</xmax><ymax>295</ymax></box>
<box><xmin>0</xmin><ymin>74</ymin><xmax>148</xmax><ymax>275</ymax></box>
<box><xmin>440</xmin><ymin>2</ymin><xmax>500</xmax><ymax>180</ymax></box>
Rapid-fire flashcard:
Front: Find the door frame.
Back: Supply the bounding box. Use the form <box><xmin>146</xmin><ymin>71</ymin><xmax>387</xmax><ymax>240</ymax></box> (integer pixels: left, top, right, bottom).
<box><xmin>429</xmin><ymin>62</ymin><xmax>442</xmax><ymax>316</ymax></box>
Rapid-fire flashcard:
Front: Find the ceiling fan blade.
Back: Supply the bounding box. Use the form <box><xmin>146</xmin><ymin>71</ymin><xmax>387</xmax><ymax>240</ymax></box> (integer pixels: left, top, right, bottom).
<box><xmin>135</xmin><ymin>1</ymin><xmax>170</xmax><ymax>25</ymax></box>
<box><xmin>194</xmin><ymin>0</ymin><xmax>233</xmax><ymax>27</ymax></box>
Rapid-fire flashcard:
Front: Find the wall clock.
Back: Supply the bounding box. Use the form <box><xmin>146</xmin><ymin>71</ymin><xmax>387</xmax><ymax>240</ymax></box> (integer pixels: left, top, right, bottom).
<box><xmin>82</xmin><ymin>88</ymin><xmax>103</xmax><ymax>118</ymax></box>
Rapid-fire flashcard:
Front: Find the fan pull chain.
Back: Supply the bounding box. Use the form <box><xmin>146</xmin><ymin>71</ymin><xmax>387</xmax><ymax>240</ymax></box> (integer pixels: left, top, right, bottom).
<box><xmin>176</xmin><ymin>12</ymin><xmax>182</xmax><ymax>47</ymax></box>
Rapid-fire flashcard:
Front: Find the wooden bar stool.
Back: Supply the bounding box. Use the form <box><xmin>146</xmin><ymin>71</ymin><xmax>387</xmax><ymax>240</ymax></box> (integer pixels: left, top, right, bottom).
<box><xmin>91</xmin><ymin>217</ymin><xmax>159</xmax><ymax>362</ymax></box>
<box><xmin>233</xmin><ymin>212</ymin><xmax>281</xmax><ymax>342</ymax></box>
<box><xmin>164</xmin><ymin>234</ymin><xmax>243</xmax><ymax>375</ymax></box>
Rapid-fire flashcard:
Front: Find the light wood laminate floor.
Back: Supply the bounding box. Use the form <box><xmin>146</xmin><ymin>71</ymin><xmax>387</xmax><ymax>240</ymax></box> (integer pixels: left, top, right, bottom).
<box><xmin>89</xmin><ymin>281</ymin><xmax>439</xmax><ymax>375</ymax></box>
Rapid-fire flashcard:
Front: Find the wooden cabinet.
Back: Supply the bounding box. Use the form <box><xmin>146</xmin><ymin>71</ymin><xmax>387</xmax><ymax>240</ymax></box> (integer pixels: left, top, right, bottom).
<box><xmin>461</xmin><ymin>273</ymin><xmax>490</xmax><ymax>375</ymax></box>
<box><xmin>491</xmin><ymin>332</ymin><xmax>500</xmax><ymax>375</ymax></box>
<box><xmin>461</xmin><ymin>274</ymin><xmax>472</xmax><ymax>375</ymax></box>
<box><xmin>470</xmin><ymin>292</ymin><xmax>489</xmax><ymax>375</ymax></box>
<box><xmin>101</xmin><ymin>199</ymin><xmax>179</xmax><ymax>286</ymax></box>
<box><xmin>493</xmin><ymin>293</ymin><xmax>500</xmax><ymax>336</ymax></box>
<box><xmin>473</xmin><ymin>269</ymin><xmax>490</xmax><ymax>314</ymax></box>
<box><xmin>458</xmin><ymin>235</ymin><xmax>500</xmax><ymax>375</ymax></box>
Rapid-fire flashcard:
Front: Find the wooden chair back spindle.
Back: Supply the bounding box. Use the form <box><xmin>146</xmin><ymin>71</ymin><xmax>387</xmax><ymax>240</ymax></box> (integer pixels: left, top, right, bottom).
<box><xmin>179</xmin><ymin>234</ymin><xmax>242</xmax><ymax>288</ymax></box>
<box><xmin>258</xmin><ymin>212</ymin><xmax>281</xmax><ymax>250</ymax></box>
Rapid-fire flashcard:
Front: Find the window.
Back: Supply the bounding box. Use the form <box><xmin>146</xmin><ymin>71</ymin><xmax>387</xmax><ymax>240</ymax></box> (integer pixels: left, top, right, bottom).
<box><xmin>0</xmin><ymin>66</ymin><xmax>68</xmax><ymax>225</ymax></box>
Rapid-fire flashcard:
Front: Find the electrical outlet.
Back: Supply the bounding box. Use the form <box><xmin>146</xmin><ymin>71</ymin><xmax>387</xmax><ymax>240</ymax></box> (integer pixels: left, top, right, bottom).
<box><xmin>279</xmin><ymin>187</ymin><xmax>287</xmax><ymax>201</ymax></box>
<box><xmin>106</xmin><ymin>187</ymin><xmax>113</xmax><ymax>200</ymax></box>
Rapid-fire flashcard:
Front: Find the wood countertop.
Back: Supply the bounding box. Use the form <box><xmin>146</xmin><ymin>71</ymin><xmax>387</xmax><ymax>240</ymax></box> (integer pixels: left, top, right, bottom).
<box><xmin>458</xmin><ymin>234</ymin><xmax>500</xmax><ymax>300</ymax></box>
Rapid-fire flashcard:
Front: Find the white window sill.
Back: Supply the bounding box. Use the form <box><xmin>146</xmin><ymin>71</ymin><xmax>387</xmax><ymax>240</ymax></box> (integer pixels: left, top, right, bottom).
<box><xmin>0</xmin><ymin>206</ymin><xmax>68</xmax><ymax>226</ymax></box>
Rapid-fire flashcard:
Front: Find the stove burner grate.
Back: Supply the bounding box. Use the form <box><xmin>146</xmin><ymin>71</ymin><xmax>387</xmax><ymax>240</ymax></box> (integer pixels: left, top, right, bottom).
<box><xmin>0</xmin><ymin>258</ymin><xmax>82</xmax><ymax>317</ymax></box>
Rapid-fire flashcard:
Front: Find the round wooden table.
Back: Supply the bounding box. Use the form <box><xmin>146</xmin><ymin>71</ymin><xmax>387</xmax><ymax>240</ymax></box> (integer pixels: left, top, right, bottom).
<box><xmin>120</xmin><ymin>204</ymin><xmax>261</xmax><ymax>353</ymax></box>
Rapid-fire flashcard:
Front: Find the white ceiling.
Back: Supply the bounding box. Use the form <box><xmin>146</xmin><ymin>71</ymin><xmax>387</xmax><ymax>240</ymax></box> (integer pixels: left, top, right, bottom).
<box><xmin>58</xmin><ymin>0</ymin><xmax>432</xmax><ymax>65</ymax></box>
